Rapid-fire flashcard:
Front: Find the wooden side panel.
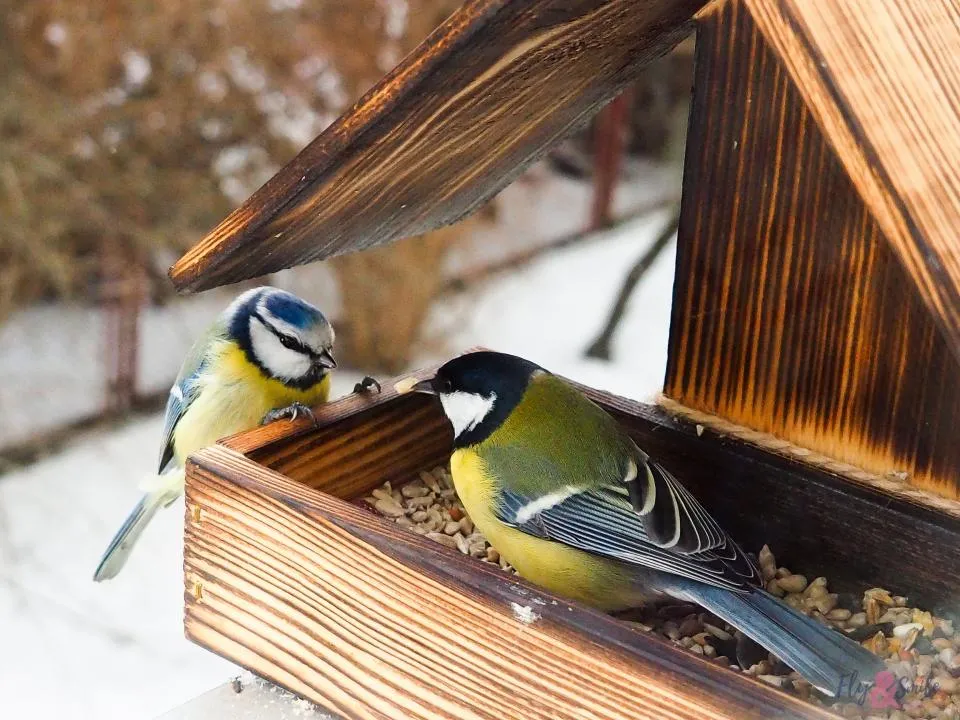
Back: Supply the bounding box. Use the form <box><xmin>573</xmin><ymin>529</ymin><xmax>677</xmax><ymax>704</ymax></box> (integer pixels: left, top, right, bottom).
<box><xmin>215</xmin><ymin>385</ymin><xmax>960</xmax><ymax>617</ymax></box>
<box><xmin>168</xmin><ymin>0</ymin><xmax>706</xmax><ymax>293</ymax></box>
<box><xmin>666</xmin><ymin>0</ymin><xmax>960</xmax><ymax>498</ymax></box>
<box><xmin>746</xmin><ymin>0</ymin><xmax>960</xmax><ymax>365</ymax></box>
<box><xmin>184</xmin><ymin>445</ymin><xmax>836</xmax><ymax>720</ymax></box>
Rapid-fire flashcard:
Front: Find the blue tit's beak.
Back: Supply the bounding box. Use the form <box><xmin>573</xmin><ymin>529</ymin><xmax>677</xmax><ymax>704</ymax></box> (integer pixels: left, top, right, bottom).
<box><xmin>394</xmin><ymin>376</ymin><xmax>437</xmax><ymax>395</ymax></box>
<box><xmin>317</xmin><ymin>349</ymin><xmax>337</xmax><ymax>369</ymax></box>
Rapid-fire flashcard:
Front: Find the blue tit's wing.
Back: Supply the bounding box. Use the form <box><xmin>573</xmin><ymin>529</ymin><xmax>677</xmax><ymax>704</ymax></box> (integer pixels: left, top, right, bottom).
<box><xmin>495</xmin><ymin>459</ymin><xmax>762</xmax><ymax>593</ymax></box>
<box><xmin>157</xmin><ymin>320</ymin><xmax>226</xmax><ymax>472</ymax></box>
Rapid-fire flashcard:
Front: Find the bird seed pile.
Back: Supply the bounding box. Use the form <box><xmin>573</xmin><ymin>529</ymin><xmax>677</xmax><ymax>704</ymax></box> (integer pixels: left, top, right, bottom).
<box><xmin>363</xmin><ymin>466</ymin><xmax>959</xmax><ymax>720</ymax></box>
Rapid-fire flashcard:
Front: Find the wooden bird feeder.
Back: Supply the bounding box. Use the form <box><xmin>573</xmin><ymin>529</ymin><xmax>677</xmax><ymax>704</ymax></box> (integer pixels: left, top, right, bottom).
<box><xmin>174</xmin><ymin>0</ymin><xmax>960</xmax><ymax>718</ymax></box>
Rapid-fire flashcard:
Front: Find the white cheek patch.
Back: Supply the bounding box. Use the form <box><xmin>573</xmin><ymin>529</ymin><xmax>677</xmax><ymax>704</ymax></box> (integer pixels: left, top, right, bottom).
<box><xmin>249</xmin><ymin>318</ymin><xmax>311</xmax><ymax>380</ymax></box>
<box><xmin>439</xmin><ymin>391</ymin><xmax>497</xmax><ymax>439</ymax></box>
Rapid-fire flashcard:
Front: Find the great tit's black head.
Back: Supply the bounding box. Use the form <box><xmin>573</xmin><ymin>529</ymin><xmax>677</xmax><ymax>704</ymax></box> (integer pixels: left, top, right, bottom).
<box><xmin>410</xmin><ymin>351</ymin><xmax>543</xmax><ymax>447</ymax></box>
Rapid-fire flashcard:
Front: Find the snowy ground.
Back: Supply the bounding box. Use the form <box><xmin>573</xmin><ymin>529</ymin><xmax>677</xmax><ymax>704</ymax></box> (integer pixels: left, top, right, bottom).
<box><xmin>0</xmin><ymin>211</ymin><xmax>677</xmax><ymax>719</ymax></box>
<box><xmin>0</xmin><ymin>160</ymin><xmax>674</xmax><ymax>451</ymax></box>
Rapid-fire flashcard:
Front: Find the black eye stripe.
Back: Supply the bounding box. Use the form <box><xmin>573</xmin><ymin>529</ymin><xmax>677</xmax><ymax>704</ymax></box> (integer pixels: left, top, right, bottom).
<box><xmin>252</xmin><ymin>313</ymin><xmax>317</xmax><ymax>357</ymax></box>
<box><xmin>279</xmin><ymin>334</ymin><xmax>313</xmax><ymax>355</ymax></box>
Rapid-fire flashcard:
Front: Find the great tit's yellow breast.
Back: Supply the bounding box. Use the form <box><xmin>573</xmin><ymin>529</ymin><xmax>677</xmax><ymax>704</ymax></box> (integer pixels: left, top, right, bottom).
<box><xmin>172</xmin><ymin>342</ymin><xmax>330</xmax><ymax>464</ymax></box>
<box><xmin>450</xmin><ymin>448</ymin><xmax>641</xmax><ymax>612</ymax></box>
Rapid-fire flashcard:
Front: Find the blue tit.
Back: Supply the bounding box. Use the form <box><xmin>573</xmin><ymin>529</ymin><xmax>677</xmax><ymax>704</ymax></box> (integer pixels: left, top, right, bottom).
<box><xmin>399</xmin><ymin>351</ymin><xmax>884</xmax><ymax>698</ymax></box>
<box><xmin>94</xmin><ymin>286</ymin><xmax>338</xmax><ymax>582</ymax></box>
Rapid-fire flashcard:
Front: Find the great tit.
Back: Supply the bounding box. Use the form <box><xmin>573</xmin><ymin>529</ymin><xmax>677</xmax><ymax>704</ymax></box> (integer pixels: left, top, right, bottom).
<box><xmin>400</xmin><ymin>351</ymin><xmax>884</xmax><ymax>697</ymax></box>
<box><xmin>94</xmin><ymin>286</ymin><xmax>345</xmax><ymax>582</ymax></box>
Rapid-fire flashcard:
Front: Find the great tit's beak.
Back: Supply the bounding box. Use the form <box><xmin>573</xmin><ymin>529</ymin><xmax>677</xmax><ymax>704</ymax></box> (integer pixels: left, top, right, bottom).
<box><xmin>394</xmin><ymin>376</ymin><xmax>437</xmax><ymax>395</ymax></box>
<box><xmin>317</xmin><ymin>349</ymin><xmax>337</xmax><ymax>369</ymax></box>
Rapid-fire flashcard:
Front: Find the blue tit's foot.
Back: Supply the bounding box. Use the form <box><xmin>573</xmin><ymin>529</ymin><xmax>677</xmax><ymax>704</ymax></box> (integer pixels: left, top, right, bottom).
<box><xmin>353</xmin><ymin>376</ymin><xmax>381</xmax><ymax>394</ymax></box>
<box><xmin>260</xmin><ymin>402</ymin><xmax>317</xmax><ymax>426</ymax></box>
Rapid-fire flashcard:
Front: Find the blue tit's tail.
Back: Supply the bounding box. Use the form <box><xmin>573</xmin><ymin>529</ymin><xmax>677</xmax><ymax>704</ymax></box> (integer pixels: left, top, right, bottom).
<box><xmin>93</xmin><ymin>469</ymin><xmax>184</xmax><ymax>582</ymax></box>
<box><xmin>680</xmin><ymin>584</ymin><xmax>885</xmax><ymax>698</ymax></box>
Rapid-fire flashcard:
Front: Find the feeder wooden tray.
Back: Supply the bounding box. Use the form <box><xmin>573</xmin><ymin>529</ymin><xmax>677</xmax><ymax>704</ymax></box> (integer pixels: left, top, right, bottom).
<box><xmin>183</xmin><ymin>367</ymin><xmax>960</xmax><ymax>720</ymax></box>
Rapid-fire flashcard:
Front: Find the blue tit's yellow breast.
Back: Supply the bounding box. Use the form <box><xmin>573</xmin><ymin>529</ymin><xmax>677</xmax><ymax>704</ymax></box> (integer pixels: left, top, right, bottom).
<box><xmin>171</xmin><ymin>342</ymin><xmax>330</xmax><ymax>464</ymax></box>
<box><xmin>450</xmin><ymin>448</ymin><xmax>642</xmax><ymax>612</ymax></box>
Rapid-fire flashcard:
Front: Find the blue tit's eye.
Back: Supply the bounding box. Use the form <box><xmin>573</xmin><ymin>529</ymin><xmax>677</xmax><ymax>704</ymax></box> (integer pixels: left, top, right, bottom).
<box><xmin>279</xmin><ymin>335</ymin><xmax>299</xmax><ymax>351</ymax></box>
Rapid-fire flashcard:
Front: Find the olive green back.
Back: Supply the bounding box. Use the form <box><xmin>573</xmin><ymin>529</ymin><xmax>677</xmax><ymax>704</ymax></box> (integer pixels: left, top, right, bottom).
<box><xmin>477</xmin><ymin>372</ymin><xmax>640</xmax><ymax>498</ymax></box>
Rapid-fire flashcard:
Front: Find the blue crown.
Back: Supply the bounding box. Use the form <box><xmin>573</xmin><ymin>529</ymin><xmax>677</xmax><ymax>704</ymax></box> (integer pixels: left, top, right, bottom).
<box><xmin>262</xmin><ymin>290</ymin><xmax>325</xmax><ymax>329</ymax></box>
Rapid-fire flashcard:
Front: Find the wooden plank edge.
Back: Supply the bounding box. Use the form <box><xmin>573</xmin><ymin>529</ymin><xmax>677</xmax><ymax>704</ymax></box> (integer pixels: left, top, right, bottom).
<box><xmin>184</xmin><ymin>444</ymin><xmax>836</xmax><ymax>720</ymax></box>
<box><xmin>218</xmin><ymin>349</ymin><xmax>490</xmax><ymax>455</ymax></box>
<box><xmin>219</xmin><ymin>350</ymin><xmax>960</xmax><ymax>524</ymax></box>
<box><xmin>169</xmin><ymin>1</ymin><xmax>705</xmax><ymax>293</ymax></box>
<box><xmin>167</xmin><ymin>0</ymin><xmax>508</xmax><ymax>293</ymax></box>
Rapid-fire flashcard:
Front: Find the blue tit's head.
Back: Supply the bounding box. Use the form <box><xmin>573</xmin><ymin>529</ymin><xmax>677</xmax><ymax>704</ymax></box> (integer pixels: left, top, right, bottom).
<box><xmin>410</xmin><ymin>351</ymin><xmax>543</xmax><ymax>446</ymax></box>
<box><xmin>226</xmin><ymin>287</ymin><xmax>336</xmax><ymax>389</ymax></box>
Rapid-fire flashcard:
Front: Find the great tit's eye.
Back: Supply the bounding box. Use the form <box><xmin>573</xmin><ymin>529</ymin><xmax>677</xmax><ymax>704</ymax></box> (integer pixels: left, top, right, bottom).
<box><xmin>441</xmin><ymin>378</ymin><xmax>453</xmax><ymax>393</ymax></box>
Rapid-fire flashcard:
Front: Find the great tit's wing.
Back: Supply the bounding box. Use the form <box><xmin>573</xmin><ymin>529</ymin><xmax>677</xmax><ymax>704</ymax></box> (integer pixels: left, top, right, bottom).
<box><xmin>487</xmin><ymin>372</ymin><xmax>760</xmax><ymax>591</ymax></box>
<box><xmin>156</xmin><ymin>321</ymin><xmax>226</xmax><ymax>472</ymax></box>
<box><xmin>494</xmin><ymin>458</ymin><xmax>761</xmax><ymax>593</ymax></box>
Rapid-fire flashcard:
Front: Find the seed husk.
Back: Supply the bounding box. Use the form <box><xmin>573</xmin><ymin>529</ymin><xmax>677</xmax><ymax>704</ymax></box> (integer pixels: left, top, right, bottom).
<box><xmin>365</xmin><ymin>467</ymin><xmax>957</xmax><ymax>719</ymax></box>
<box><xmin>371</xmin><ymin>488</ymin><xmax>394</xmax><ymax>503</ymax></box>
<box><xmin>678</xmin><ymin>616</ymin><xmax>702</xmax><ymax>637</ymax></box>
<box><xmin>758</xmin><ymin>545</ymin><xmax>776</xmax><ymax>581</ymax></box>
<box><xmin>813</xmin><ymin>593</ymin><xmax>838</xmax><ymax>615</ymax></box>
<box><xmin>401</xmin><ymin>484</ymin><xmax>429</xmax><ymax>498</ymax></box>
<box><xmin>778</xmin><ymin>575</ymin><xmax>808</xmax><ymax>593</ymax></box>
<box><xmin>425</xmin><ymin>532</ymin><xmax>458</xmax><ymax>549</ymax></box>
<box><xmin>848</xmin><ymin>612</ymin><xmax>868</xmax><ymax>628</ymax></box>
<box><xmin>704</xmin><ymin>623</ymin><xmax>732</xmax><ymax>642</ymax></box>
<box><xmin>893</xmin><ymin>622</ymin><xmax>925</xmax><ymax>639</ymax></box>
<box><xmin>373</xmin><ymin>498</ymin><xmax>405</xmax><ymax>517</ymax></box>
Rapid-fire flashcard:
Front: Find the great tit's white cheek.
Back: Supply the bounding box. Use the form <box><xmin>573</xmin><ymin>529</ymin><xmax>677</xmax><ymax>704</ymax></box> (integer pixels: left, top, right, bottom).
<box><xmin>249</xmin><ymin>319</ymin><xmax>312</xmax><ymax>380</ymax></box>
<box><xmin>439</xmin><ymin>391</ymin><xmax>497</xmax><ymax>438</ymax></box>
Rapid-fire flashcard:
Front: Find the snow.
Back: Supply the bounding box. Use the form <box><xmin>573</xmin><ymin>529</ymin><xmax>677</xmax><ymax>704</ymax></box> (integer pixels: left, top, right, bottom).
<box><xmin>43</xmin><ymin>22</ymin><xmax>68</xmax><ymax>47</ymax></box>
<box><xmin>0</xmin><ymin>163</ymin><xmax>670</xmax><ymax>452</ymax></box>
<box><xmin>0</xmin><ymin>181</ymin><xmax>678</xmax><ymax>719</ymax></box>
<box><xmin>0</xmin><ymin>291</ymin><xmax>236</xmax><ymax>449</ymax></box>
<box><xmin>420</xmin><ymin>210</ymin><xmax>677</xmax><ymax>402</ymax></box>
<box><xmin>122</xmin><ymin>50</ymin><xmax>152</xmax><ymax>92</ymax></box>
<box><xmin>0</xmin><ymin>374</ymin><xmax>362</xmax><ymax>720</ymax></box>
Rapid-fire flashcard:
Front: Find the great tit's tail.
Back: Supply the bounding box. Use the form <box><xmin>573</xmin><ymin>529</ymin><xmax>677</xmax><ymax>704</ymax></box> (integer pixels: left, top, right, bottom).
<box><xmin>680</xmin><ymin>584</ymin><xmax>885</xmax><ymax>698</ymax></box>
<box><xmin>93</xmin><ymin>469</ymin><xmax>184</xmax><ymax>582</ymax></box>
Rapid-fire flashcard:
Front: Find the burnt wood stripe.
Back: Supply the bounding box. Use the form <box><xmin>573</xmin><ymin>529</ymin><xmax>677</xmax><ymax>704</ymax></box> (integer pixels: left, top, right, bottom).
<box><xmin>667</xmin><ymin>0</ymin><xmax>960</xmax><ymax>498</ymax></box>
<box><xmin>169</xmin><ymin>0</ymin><xmax>706</xmax><ymax>292</ymax></box>
<box><xmin>745</xmin><ymin>0</ymin><xmax>960</xmax><ymax>364</ymax></box>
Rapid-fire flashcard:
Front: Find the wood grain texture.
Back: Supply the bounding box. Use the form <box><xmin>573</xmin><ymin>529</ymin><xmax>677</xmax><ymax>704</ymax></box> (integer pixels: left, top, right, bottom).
<box><xmin>168</xmin><ymin>0</ymin><xmax>705</xmax><ymax>293</ymax></box>
<box><xmin>744</xmin><ymin>0</ymin><xmax>960</xmax><ymax>363</ymax></box>
<box><xmin>184</xmin><ymin>444</ymin><xmax>837</xmax><ymax>720</ymax></box>
<box><xmin>666</xmin><ymin>0</ymin><xmax>960</xmax><ymax>499</ymax></box>
<box><xmin>215</xmin><ymin>380</ymin><xmax>960</xmax><ymax>616</ymax></box>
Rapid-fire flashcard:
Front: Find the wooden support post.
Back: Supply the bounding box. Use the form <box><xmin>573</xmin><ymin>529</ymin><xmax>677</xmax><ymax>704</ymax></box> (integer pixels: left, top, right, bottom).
<box><xmin>101</xmin><ymin>242</ymin><xmax>143</xmax><ymax>415</ymax></box>
<box><xmin>589</xmin><ymin>88</ymin><xmax>632</xmax><ymax>231</ymax></box>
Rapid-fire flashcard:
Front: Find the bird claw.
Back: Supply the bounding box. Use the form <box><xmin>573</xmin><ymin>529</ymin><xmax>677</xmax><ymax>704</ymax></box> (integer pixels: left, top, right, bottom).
<box><xmin>353</xmin><ymin>376</ymin><xmax>382</xmax><ymax>394</ymax></box>
<box><xmin>260</xmin><ymin>402</ymin><xmax>317</xmax><ymax>426</ymax></box>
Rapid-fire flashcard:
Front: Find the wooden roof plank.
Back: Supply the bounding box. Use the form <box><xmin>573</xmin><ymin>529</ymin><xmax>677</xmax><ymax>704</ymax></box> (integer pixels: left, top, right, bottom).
<box><xmin>168</xmin><ymin>0</ymin><xmax>705</xmax><ymax>293</ymax></box>
<box><xmin>745</xmin><ymin>0</ymin><xmax>960</xmax><ymax>361</ymax></box>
